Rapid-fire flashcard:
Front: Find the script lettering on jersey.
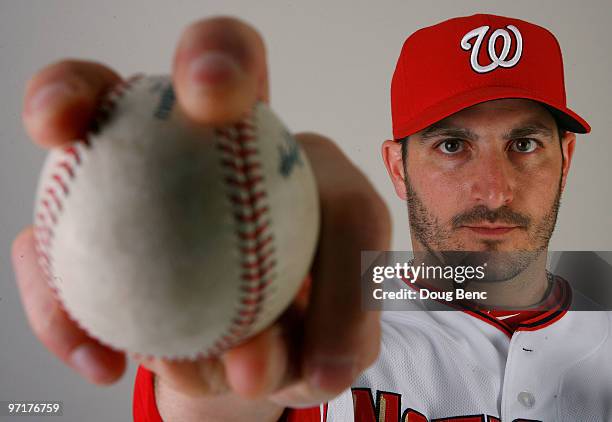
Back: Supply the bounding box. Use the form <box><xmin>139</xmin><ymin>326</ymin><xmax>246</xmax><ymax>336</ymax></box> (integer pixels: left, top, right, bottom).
<box><xmin>351</xmin><ymin>388</ymin><xmax>540</xmax><ymax>422</ymax></box>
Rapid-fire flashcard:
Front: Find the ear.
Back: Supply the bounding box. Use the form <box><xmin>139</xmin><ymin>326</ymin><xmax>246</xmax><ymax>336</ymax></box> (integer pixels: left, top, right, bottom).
<box><xmin>381</xmin><ymin>139</ymin><xmax>408</xmax><ymax>200</ymax></box>
<box><xmin>560</xmin><ymin>131</ymin><xmax>576</xmax><ymax>192</ymax></box>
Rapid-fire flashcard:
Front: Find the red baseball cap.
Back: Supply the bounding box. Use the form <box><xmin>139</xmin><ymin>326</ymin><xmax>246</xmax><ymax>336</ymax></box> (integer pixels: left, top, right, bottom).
<box><xmin>391</xmin><ymin>14</ymin><xmax>591</xmax><ymax>139</ymax></box>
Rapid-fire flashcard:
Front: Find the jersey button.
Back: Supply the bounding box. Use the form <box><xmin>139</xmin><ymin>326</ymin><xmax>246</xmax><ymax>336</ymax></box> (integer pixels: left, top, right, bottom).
<box><xmin>517</xmin><ymin>391</ymin><xmax>535</xmax><ymax>408</ymax></box>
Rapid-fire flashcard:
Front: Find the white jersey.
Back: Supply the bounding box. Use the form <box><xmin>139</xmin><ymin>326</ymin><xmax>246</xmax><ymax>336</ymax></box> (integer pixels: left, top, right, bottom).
<box><xmin>322</xmin><ymin>276</ymin><xmax>612</xmax><ymax>422</ymax></box>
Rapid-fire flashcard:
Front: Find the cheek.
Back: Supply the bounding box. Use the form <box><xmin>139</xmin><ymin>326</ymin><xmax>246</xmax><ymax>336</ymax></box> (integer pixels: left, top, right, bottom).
<box><xmin>512</xmin><ymin>156</ymin><xmax>562</xmax><ymax>212</ymax></box>
<box><xmin>408</xmin><ymin>165</ymin><xmax>467</xmax><ymax>219</ymax></box>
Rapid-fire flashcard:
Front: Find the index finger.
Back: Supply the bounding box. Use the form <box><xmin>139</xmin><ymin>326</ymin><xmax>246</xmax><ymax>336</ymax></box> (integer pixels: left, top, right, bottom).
<box><xmin>22</xmin><ymin>60</ymin><xmax>121</xmax><ymax>148</ymax></box>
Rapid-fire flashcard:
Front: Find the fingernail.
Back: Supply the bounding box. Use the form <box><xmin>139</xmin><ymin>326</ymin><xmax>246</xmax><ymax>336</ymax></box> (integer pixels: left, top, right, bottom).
<box><xmin>308</xmin><ymin>356</ymin><xmax>358</xmax><ymax>392</ymax></box>
<box><xmin>26</xmin><ymin>82</ymin><xmax>77</xmax><ymax>116</ymax></box>
<box><xmin>70</xmin><ymin>343</ymin><xmax>109</xmax><ymax>383</ymax></box>
<box><xmin>188</xmin><ymin>52</ymin><xmax>242</xmax><ymax>87</ymax></box>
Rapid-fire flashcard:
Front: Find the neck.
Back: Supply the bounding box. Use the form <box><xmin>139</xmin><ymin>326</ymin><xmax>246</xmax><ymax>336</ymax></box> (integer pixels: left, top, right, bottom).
<box><xmin>410</xmin><ymin>246</ymin><xmax>551</xmax><ymax>309</ymax></box>
<box><xmin>464</xmin><ymin>253</ymin><xmax>550</xmax><ymax>309</ymax></box>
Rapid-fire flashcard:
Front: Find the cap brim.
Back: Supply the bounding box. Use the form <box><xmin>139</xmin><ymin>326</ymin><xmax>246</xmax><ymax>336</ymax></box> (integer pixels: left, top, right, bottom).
<box><xmin>393</xmin><ymin>86</ymin><xmax>591</xmax><ymax>139</ymax></box>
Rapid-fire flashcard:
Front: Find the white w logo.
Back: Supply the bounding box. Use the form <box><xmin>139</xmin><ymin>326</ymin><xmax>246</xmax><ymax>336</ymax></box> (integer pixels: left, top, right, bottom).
<box><xmin>460</xmin><ymin>25</ymin><xmax>523</xmax><ymax>74</ymax></box>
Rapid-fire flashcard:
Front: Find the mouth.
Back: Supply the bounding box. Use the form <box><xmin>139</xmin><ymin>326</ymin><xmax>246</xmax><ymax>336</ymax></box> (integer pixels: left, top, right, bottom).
<box><xmin>462</xmin><ymin>225</ymin><xmax>522</xmax><ymax>236</ymax></box>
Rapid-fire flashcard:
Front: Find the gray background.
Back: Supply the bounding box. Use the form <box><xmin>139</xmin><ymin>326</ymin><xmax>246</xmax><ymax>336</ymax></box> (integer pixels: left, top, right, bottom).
<box><xmin>1</xmin><ymin>0</ymin><xmax>610</xmax><ymax>421</ymax></box>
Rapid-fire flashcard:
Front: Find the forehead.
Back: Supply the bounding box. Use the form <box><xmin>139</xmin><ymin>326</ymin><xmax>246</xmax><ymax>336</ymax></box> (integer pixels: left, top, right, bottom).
<box><xmin>421</xmin><ymin>99</ymin><xmax>557</xmax><ymax>132</ymax></box>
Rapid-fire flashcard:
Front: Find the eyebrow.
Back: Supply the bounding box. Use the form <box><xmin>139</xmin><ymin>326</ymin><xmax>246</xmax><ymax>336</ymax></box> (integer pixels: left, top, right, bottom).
<box><xmin>417</xmin><ymin>121</ymin><xmax>555</xmax><ymax>143</ymax></box>
<box><xmin>505</xmin><ymin>123</ymin><xmax>554</xmax><ymax>140</ymax></box>
<box><xmin>419</xmin><ymin>124</ymin><xmax>479</xmax><ymax>141</ymax></box>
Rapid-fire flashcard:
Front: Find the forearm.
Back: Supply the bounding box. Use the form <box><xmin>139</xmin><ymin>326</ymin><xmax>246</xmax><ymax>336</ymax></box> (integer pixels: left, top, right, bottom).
<box><xmin>155</xmin><ymin>374</ymin><xmax>285</xmax><ymax>422</ymax></box>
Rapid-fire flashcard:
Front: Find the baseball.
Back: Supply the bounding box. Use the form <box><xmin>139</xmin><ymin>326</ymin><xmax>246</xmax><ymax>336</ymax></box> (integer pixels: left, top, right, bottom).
<box><xmin>33</xmin><ymin>74</ymin><xmax>320</xmax><ymax>359</ymax></box>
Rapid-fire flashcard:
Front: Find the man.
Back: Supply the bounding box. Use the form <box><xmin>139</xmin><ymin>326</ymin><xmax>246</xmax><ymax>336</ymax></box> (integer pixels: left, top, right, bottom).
<box><xmin>325</xmin><ymin>14</ymin><xmax>611</xmax><ymax>421</ymax></box>
<box><xmin>12</xmin><ymin>13</ymin><xmax>610</xmax><ymax>422</ymax></box>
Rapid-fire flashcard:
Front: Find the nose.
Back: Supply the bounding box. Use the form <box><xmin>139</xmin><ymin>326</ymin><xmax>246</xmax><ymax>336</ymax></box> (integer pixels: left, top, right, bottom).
<box><xmin>469</xmin><ymin>152</ymin><xmax>514</xmax><ymax>209</ymax></box>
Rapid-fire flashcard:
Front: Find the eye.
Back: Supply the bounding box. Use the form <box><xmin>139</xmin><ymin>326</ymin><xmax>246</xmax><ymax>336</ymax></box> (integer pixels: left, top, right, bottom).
<box><xmin>437</xmin><ymin>139</ymin><xmax>465</xmax><ymax>154</ymax></box>
<box><xmin>510</xmin><ymin>138</ymin><xmax>538</xmax><ymax>153</ymax></box>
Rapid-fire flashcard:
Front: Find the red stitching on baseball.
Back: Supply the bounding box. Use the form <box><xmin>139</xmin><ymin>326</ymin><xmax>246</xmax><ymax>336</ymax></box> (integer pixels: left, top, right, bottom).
<box><xmin>62</xmin><ymin>146</ymin><xmax>81</xmax><ymax>164</ymax></box>
<box><xmin>241</xmin><ymin>249</ymin><xmax>275</xmax><ymax>270</ymax></box>
<box><xmin>238</xmin><ymin>307</ymin><xmax>261</xmax><ymax>318</ymax></box>
<box><xmin>34</xmin><ymin>75</ymin><xmax>145</xmax><ymax>348</ymax></box>
<box><xmin>237</xmin><ymin>221</ymin><xmax>270</xmax><ymax>240</ymax></box>
<box><xmin>224</xmin><ymin>174</ymin><xmax>264</xmax><ymax>189</ymax></box>
<box><xmin>56</xmin><ymin>162</ymin><xmax>75</xmax><ymax>178</ymax></box>
<box><xmin>229</xmin><ymin>326</ymin><xmax>245</xmax><ymax>336</ymax></box>
<box><xmin>230</xmin><ymin>135</ymin><xmax>255</xmax><ymax>144</ymax></box>
<box><xmin>234</xmin><ymin>206</ymin><xmax>269</xmax><ymax>223</ymax></box>
<box><xmin>229</xmin><ymin>191</ymin><xmax>267</xmax><ymax>207</ymax></box>
<box><xmin>41</xmin><ymin>200</ymin><xmax>57</xmax><ymax>224</ymax></box>
<box><xmin>220</xmin><ymin>160</ymin><xmax>262</xmax><ymax>173</ymax></box>
<box><xmin>241</xmin><ymin>259</ymin><xmax>275</xmax><ymax>280</ymax></box>
<box><xmin>216</xmin><ymin>143</ymin><xmax>259</xmax><ymax>159</ymax></box>
<box><xmin>240</xmin><ymin>281</ymin><xmax>273</xmax><ymax>295</ymax></box>
<box><xmin>236</xmin><ymin>121</ymin><xmax>255</xmax><ymax>132</ymax></box>
<box><xmin>34</xmin><ymin>224</ymin><xmax>52</xmax><ymax>237</ymax></box>
<box><xmin>212</xmin><ymin>110</ymin><xmax>277</xmax><ymax>355</ymax></box>
<box><xmin>239</xmin><ymin>234</ymin><xmax>273</xmax><ymax>254</ymax></box>
<box><xmin>240</xmin><ymin>295</ymin><xmax>266</xmax><ymax>306</ymax></box>
<box><xmin>35</xmin><ymin>228</ymin><xmax>52</xmax><ymax>242</ymax></box>
<box><xmin>240</xmin><ymin>280</ymin><xmax>272</xmax><ymax>293</ymax></box>
<box><xmin>45</xmin><ymin>188</ymin><xmax>62</xmax><ymax>211</ymax></box>
<box><xmin>52</xmin><ymin>174</ymin><xmax>69</xmax><ymax>194</ymax></box>
<box><xmin>232</xmin><ymin>317</ymin><xmax>256</xmax><ymax>327</ymax></box>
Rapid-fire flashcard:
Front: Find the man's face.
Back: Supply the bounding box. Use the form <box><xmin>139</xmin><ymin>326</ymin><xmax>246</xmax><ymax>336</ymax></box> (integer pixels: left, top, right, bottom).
<box><xmin>383</xmin><ymin>99</ymin><xmax>576</xmax><ymax>280</ymax></box>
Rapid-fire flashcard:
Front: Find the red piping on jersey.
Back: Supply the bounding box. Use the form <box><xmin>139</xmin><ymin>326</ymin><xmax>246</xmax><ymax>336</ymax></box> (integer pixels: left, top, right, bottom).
<box><xmin>133</xmin><ymin>366</ymin><xmax>162</xmax><ymax>422</ymax></box>
<box><xmin>401</xmin><ymin>274</ymin><xmax>572</xmax><ymax>338</ymax></box>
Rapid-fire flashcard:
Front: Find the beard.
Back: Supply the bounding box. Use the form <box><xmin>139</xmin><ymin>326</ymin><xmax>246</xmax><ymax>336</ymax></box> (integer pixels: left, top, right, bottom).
<box><xmin>404</xmin><ymin>172</ymin><xmax>562</xmax><ymax>282</ymax></box>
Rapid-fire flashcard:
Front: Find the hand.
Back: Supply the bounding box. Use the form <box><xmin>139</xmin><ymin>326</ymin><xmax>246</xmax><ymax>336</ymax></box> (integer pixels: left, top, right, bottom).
<box><xmin>13</xmin><ymin>16</ymin><xmax>391</xmax><ymax>417</ymax></box>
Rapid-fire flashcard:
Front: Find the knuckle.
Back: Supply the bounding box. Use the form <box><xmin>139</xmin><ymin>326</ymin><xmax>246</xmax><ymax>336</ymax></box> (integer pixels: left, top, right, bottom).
<box><xmin>309</xmin><ymin>315</ymin><xmax>369</xmax><ymax>353</ymax></box>
<box><xmin>364</xmin><ymin>192</ymin><xmax>392</xmax><ymax>237</ymax></box>
<box><xmin>354</xmin><ymin>194</ymin><xmax>390</xmax><ymax>237</ymax></box>
<box><xmin>317</xmin><ymin>309</ymin><xmax>381</xmax><ymax>354</ymax></box>
<box><xmin>297</xmin><ymin>132</ymin><xmax>342</xmax><ymax>155</ymax></box>
<box><xmin>46</xmin><ymin>59</ymin><xmax>85</xmax><ymax>75</ymax></box>
<box><xmin>22</xmin><ymin>60</ymin><xmax>120</xmax><ymax>144</ymax></box>
<box><xmin>300</xmin><ymin>137</ymin><xmax>390</xmax><ymax>246</ymax></box>
<box><xmin>327</xmin><ymin>188</ymin><xmax>389</xmax><ymax>234</ymax></box>
<box><xmin>28</xmin><ymin>59</ymin><xmax>118</xmax><ymax>94</ymax></box>
<box><xmin>34</xmin><ymin>59</ymin><xmax>89</xmax><ymax>87</ymax></box>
